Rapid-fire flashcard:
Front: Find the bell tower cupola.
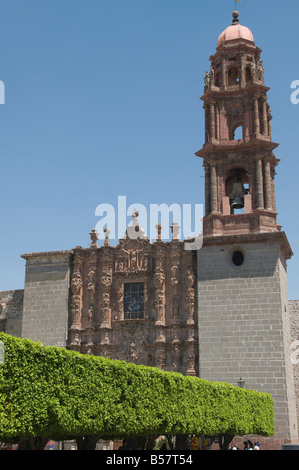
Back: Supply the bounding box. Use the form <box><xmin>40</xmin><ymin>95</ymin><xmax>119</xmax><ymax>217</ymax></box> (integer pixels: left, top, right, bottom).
<box><xmin>196</xmin><ymin>10</ymin><xmax>279</xmax><ymax>236</ymax></box>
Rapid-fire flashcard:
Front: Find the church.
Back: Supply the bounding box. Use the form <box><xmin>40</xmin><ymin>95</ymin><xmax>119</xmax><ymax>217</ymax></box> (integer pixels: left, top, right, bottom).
<box><xmin>0</xmin><ymin>10</ymin><xmax>298</xmax><ymax>449</ymax></box>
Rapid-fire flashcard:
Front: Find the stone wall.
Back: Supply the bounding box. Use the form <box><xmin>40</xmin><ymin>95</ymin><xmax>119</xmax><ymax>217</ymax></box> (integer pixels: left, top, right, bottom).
<box><xmin>0</xmin><ymin>290</ymin><xmax>24</xmax><ymax>337</ymax></box>
<box><xmin>197</xmin><ymin>233</ymin><xmax>298</xmax><ymax>443</ymax></box>
<box><xmin>289</xmin><ymin>300</ymin><xmax>299</xmax><ymax>421</ymax></box>
<box><xmin>20</xmin><ymin>251</ymin><xmax>73</xmax><ymax>348</ymax></box>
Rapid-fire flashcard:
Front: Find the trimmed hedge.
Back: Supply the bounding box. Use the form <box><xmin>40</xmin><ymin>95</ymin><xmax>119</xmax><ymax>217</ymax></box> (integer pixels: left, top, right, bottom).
<box><xmin>0</xmin><ymin>333</ymin><xmax>275</xmax><ymax>442</ymax></box>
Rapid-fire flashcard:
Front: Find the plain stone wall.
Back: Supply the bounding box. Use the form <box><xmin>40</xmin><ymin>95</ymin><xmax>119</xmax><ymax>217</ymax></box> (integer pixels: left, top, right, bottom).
<box><xmin>197</xmin><ymin>238</ymin><xmax>298</xmax><ymax>441</ymax></box>
<box><xmin>289</xmin><ymin>300</ymin><xmax>299</xmax><ymax>420</ymax></box>
<box><xmin>21</xmin><ymin>251</ymin><xmax>73</xmax><ymax>348</ymax></box>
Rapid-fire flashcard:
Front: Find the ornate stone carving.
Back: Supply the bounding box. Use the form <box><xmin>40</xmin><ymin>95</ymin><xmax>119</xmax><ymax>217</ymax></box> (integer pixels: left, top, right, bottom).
<box><xmin>101</xmin><ymin>271</ymin><xmax>112</xmax><ymax>288</ymax></box>
<box><xmin>172</xmin><ymin>296</ymin><xmax>179</xmax><ymax>320</ymax></box>
<box><xmin>185</xmin><ymin>268</ymin><xmax>195</xmax><ymax>325</ymax></box>
<box><xmin>101</xmin><ymin>331</ymin><xmax>110</xmax><ymax>345</ymax></box>
<box><xmin>68</xmin><ymin>226</ymin><xmax>197</xmax><ymax>380</ymax></box>
<box><xmin>120</xmin><ymin>330</ymin><xmax>147</xmax><ymax>364</ymax></box>
<box><xmin>257</xmin><ymin>60</ymin><xmax>264</xmax><ymax>83</ymax></box>
<box><xmin>100</xmin><ymin>268</ymin><xmax>112</xmax><ymax>327</ymax></box>
<box><xmin>170</xmin><ymin>265</ymin><xmax>179</xmax><ymax>286</ymax></box>
<box><xmin>187</xmin><ymin>352</ymin><xmax>196</xmax><ymax>376</ymax></box>
<box><xmin>155</xmin><ymin>350</ymin><xmax>166</xmax><ymax>370</ymax></box>
<box><xmin>70</xmin><ymin>271</ymin><xmax>82</xmax><ymax>329</ymax></box>
<box><xmin>87</xmin><ymin>305</ymin><xmax>94</xmax><ymax>327</ymax></box>
<box><xmin>155</xmin><ymin>328</ymin><xmax>166</xmax><ymax>343</ymax></box>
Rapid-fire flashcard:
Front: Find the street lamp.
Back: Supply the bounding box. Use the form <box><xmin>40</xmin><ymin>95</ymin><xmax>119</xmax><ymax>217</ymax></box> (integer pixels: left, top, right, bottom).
<box><xmin>237</xmin><ymin>377</ymin><xmax>245</xmax><ymax>388</ymax></box>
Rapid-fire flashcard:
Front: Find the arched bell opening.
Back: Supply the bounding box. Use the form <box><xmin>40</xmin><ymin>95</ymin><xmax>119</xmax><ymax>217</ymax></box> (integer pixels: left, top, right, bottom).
<box><xmin>246</xmin><ymin>66</ymin><xmax>252</xmax><ymax>84</ymax></box>
<box><xmin>215</xmin><ymin>70</ymin><xmax>222</xmax><ymax>87</ymax></box>
<box><xmin>228</xmin><ymin>66</ymin><xmax>240</xmax><ymax>86</ymax></box>
<box><xmin>225</xmin><ymin>168</ymin><xmax>249</xmax><ymax>215</ymax></box>
<box><xmin>232</xmin><ymin>123</ymin><xmax>243</xmax><ymax>140</ymax></box>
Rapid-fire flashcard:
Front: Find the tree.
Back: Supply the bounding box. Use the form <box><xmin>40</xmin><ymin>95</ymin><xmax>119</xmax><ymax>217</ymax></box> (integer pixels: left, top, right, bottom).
<box><xmin>0</xmin><ymin>333</ymin><xmax>275</xmax><ymax>448</ymax></box>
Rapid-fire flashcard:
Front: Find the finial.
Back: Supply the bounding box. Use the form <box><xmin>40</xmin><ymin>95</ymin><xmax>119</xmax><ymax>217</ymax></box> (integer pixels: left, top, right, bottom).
<box><xmin>170</xmin><ymin>222</ymin><xmax>180</xmax><ymax>241</ymax></box>
<box><xmin>156</xmin><ymin>222</ymin><xmax>162</xmax><ymax>242</ymax></box>
<box><xmin>232</xmin><ymin>9</ymin><xmax>239</xmax><ymax>25</ymax></box>
<box><xmin>89</xmin><ymin>228</ymin><xmax>99</xmax><ymax>248</ymax></box>
<box><xmin>104</xmin><ymin>227</ymin><xmax>110</xmax><ymax>246</ymax></box>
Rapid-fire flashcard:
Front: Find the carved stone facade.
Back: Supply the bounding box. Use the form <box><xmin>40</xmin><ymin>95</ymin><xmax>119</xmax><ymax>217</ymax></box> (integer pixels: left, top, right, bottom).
<box><xmin>67</xmin><ymin>218</ymin><xmax>198</xmax><ymax>376</ymax></box>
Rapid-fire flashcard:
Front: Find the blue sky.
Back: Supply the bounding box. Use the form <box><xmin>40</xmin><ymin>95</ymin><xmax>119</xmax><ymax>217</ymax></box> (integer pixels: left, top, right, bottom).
<box><xmin>1</xmin><ymin>0</ymin><xmax>299</xmax><ymax>299</ymax></box>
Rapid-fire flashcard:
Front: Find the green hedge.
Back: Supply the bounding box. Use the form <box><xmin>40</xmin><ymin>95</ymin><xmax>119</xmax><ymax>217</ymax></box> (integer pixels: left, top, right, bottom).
<box><xmin>0</xmin><ymin>333</ymin><xmax>274</xmax><ymax>442</ymax></box>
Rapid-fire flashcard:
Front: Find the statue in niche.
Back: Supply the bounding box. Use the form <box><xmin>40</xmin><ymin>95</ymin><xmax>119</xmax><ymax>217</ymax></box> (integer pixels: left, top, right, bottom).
<box><xmin>102</xmin><ymin>331</ymin><xmax>110</xmax><ymax>345</ymax></box>
<box><xmin>87</xmin><ymin>305</ymin><xmax>94</xmax><ymax>327</ymax></box>
<box><xmin>74</xmin><ymin>333</ymin><xmax>80</xmax><ymax>345</ymax></box>
<box><xmin>173</xmin><ymin>297</ymin><xmax>179</xmax><ymax>319</ymax></box>
<box><xmin>156</xmin><ymin>329</ymin><xmax>166</xmax><ymax>343</ymax></box>
<box><xmin>131</xmin><ymin>251</ymin><xmax>137</xmax><ymax>269</ymax></box>
<box><xmin>185</xmin><ymin>268</ymin><xmax>195</xmax><ymax>288</ymax></box>
<box><xmin>117</xmin><ymin>284</ymin><xmax>124</xmax><ymax>318</ymax></box>
<box><xmin>141</xmin><ymin>256</ymin><xmax>149</xmax><ymax>270</ymax></box>
<box><xmin>171</xmin><ymin>265</ymin><xmax>179</xmax><ymax>286</ymax></box>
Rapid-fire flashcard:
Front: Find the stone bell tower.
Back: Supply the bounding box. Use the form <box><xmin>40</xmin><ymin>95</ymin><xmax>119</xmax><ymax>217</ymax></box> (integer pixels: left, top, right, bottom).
<box><xmin>197</xmin><ymin>10</ymin><xmax>278</xmax><ymax>237</ymax></box>
<box><xmin>196</xmin><ymin>11</ymin><xmax>298</xmax><ymax>448</ymax></box>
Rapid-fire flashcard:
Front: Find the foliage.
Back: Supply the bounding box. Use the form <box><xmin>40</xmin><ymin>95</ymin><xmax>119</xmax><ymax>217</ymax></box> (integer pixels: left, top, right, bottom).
<box><xmin>0</xmin><ymin>333</ymin><xmax>275</xmax><ymax>442</ymax></box>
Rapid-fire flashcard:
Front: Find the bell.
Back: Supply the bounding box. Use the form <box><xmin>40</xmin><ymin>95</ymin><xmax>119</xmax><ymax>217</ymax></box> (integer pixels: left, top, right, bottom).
<box><xmin>231</xmin><ymin>195</ymin><xmax>244</xmax><ymax>210</ymax></box>
<box><xmin>230</xmin><ymin>181</ymin><xmax>245</xmax><ymax>210</ymax></box>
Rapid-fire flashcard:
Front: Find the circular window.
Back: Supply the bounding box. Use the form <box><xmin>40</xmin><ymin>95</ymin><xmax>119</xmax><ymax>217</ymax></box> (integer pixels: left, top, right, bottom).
<box><xmin>232</xmin><ymin>250</ymin><xmax>244</xmax><ymax>267</ymax></box>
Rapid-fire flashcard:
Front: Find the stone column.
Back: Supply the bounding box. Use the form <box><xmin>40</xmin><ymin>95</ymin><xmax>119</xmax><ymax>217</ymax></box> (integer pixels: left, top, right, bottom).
<box><xmin>240</xmin><ymin>52</ymin><xmax>246</xmax><ymax>88</ymax></box>
<box><xmin>255</xmin><ymin>156</ymin><xmax>264</xmax><ymax>209</ymax></box>
<box><xmin>262</xmin><ymin>96</ymin><xmax>268</xmax><ymax>136</ymax></box>
<box><xmin>86</xmin><ymin>250</ymin><xmax>97</xmax><ymax>329</ymax></box>
<box><xmin>253</xmin><ymin>94</ymin><xmax>260</xmax><ymax>136</ymax></box>
<box><xmin>204</xmin><ymin>104</ymin><xmax>209</xmax><ymax>143</ymax></box>
<box><xmin>70</xmin><ymin>250</ymin><xmax>84</xmax><ymax>331</ymax></box>
<box><xmin>264</xmin><ymin>158</ymin><xmax>272</xmax><ymax>211</ymax></box>
<box><xmin>210</xmin><ymin>163</ymin><xmax>218</xmax><ymax>213</ymax></box>
<box><xmin>221</xmin><ymin>55</ymin><xmax>227</xmax><ymax>89</ymax></box>
<box><xmin>154</xmin><ymin>248</ymin><xmax>166</xmax><ymax>326</ymax></box>
<box><xmin>219</xmin><ymin>100</ymin><xmax>227</xmax><ymax>141</ymax></box>
<box><xmin>244</xmin><ymin>98</ymin><xmax>251</xmax><ymax>140</ymax></box>
<box><xmin>209</xmin><ymin>100</ymin><xmax>216</xmax><ymax>141</ymax></box>
<box><xmin>204</xmin><ymin>163</ymin><xmax>210</xmax><ymax>215</ymax></box>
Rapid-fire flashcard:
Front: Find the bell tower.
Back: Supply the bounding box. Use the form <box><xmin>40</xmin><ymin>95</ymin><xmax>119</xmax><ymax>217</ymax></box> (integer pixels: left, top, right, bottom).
<box><xmin>197</xmin><ymin>10</ymin><xmax>279</xmax><ymax>237</ymax></box>
<box><xmin>196</xmin><ymin>11</ymin><xmax>298</xmax><ymax>448</ymax></box>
